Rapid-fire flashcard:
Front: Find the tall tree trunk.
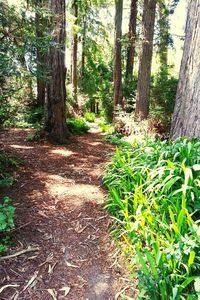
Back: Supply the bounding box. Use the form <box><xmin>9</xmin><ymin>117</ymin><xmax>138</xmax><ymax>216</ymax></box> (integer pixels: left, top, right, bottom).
<box><xmin>81</xmin><ymin>17</ymin><xmax>86</xmax><ymax>79</ymax></box>
<box><xmin>170</xmin><ymin>0</ymin><xmax>200</xmax><ymax>139</ymax></box>
<box><xmin>36</xmin><ymin>0</ymin><xmax>46</xmax><ymax>107</ymax></box>
<box><xmin>158</xmin><ymin>0</ymin><xmax>169</xmax><ymax>67</ymax></box>
<box><xmin>114</xmin><ymin>0</ymin><xmax>123</xmax><ymax>110</ymax></box>
<box><xmin>135</xmin><ymin>0</ymin><xmax>156</xmax><ymax>120</ymax></box>
<box><xmin>72</xmin><ymin>0</ymin><xmax>78</xmax><ymax>105</ymax></box>
<box><xmin>126</xmin><ymin>0</ymin><xmax>138</xmax><ymax>79</ymax></box>
<box><xmin>45</xmin><ymin>0</ymin><xmax>69</xmax><ymax>143</ymax></box>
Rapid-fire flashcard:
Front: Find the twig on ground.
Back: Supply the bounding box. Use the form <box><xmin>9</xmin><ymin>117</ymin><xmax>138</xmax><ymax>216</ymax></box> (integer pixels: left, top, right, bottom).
<box><xmin>21</xmin><ymin>271</ymin><xmax>38</xmax><ymax>292</ymax></box>
<box><xmin>0</xmin><ymin>247</ymin><xmax>39</xmax><ymax>261</ymax></box>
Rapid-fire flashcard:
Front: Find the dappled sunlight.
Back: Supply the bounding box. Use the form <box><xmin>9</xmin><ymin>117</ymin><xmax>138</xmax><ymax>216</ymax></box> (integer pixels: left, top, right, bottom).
<box><xmin>50</xmin><ymin>149</ymin><xmax>74</xmax><ymax>157</ymax></box>
<box><xmin>88</xmin><ymin>142</ymin><xmax>102</xmax><ymax>146</ymax></box>
<box><xmin>46</xmin><ymin>175</ymin><xmax>105</xmax><ymax>207</ymax></box>
<box><xmin>10</xmin><ymin>144</ymin><xmax>34</xmax><ymax>150</ymax></box>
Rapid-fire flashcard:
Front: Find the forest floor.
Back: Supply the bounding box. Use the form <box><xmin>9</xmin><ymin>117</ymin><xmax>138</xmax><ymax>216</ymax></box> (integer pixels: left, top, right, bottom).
<box><xmin>0</xmin><ymin>124</ymin><xmax>136</xmax><ymax>300</ymax></box>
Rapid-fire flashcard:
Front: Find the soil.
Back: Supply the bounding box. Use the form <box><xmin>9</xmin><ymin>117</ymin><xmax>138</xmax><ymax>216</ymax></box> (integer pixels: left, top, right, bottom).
<box><xmin>0</xmin><ymin>124</ymin><xmax>136</xmax><ymax>300</ymax></box>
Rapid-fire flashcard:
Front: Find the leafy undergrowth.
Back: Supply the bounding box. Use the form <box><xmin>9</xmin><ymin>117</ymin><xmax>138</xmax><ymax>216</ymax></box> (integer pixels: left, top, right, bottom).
<box><xmin>67</xmin><ymin>117</ymin><xmax>89</xmax><ymax>135</ymax></box>
<box><xmin>0</xmin><ymin>153</ymin><xmax>17</xmax><ymax>254</ymax></box>
<box><xmin>84</xmin><ymin>112</ymin><xmax>96</xmax><ymax>123</ymax></box>
<box><xmin>105</xmin><ymin>134</ymin><xmax>131</xmax><ymax>148</ymax></box>
<box><xmin>104</xmin><ymin>138</ymin><xmax>200</xmax><ymax>299</ymax></box>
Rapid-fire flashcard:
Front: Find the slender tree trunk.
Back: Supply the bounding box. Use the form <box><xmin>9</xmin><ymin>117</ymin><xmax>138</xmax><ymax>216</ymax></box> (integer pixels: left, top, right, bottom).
<box><xmin>81</xmin><ymin>17</ymin><xmax>86</xmax><ymax>79</ymax></box>
<box><xmin>135</xmin><ymin>0</ymin><xmax>156</xmax><ymax>120</ymax></box>
<box><xmin>72</xmin><ymin>0</ymin><xmax>78</xmax><ymax>105</ymax></box>
<box><xmin>45</xmin><ymin>0</ymin><xmax>69</xmax><ymax>143</ymax></box>
<box><xmin>36</xmin><ymin>0</ymin><xmax>46</xmax><ymax>107</ymax></box>
<box><xmin>170</xmin><ymin>0</ymin><xmax>200</xmax><ymax>139</ymax></box>
<box><xmin>114</xmin><ymin>0</ymin><xmax>123</xmax><ymax>110</ymax></box>
<box><xmin>158</xmin><ymin>0</ymin><xmax>169</xmax><ymax>67</ymax></box>
<box><xmin>126</xmin><ymin>0</ymin><xmax>138</xmax><ymax>79</ymax></box>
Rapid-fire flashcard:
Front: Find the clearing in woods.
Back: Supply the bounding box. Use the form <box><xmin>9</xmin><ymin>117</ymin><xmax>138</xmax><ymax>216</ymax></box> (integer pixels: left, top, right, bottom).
<box><xmin>0</xmin><ymin>125</ymin><xmax>135</xmax><ymax>299</ymax></box>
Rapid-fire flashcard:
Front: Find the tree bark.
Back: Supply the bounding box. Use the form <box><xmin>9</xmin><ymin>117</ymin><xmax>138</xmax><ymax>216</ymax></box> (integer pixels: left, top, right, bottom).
<box><xmin>135</xmin><ymin>0</ymin><xmax>156</xmax><ymax>120</ymax></box>
<box><xmin>170</xmin><ymin>0</ymin><xmax>200</xmax><ymax>139</ymax></box>
<box><xmin>45</xmin><ymin>0</ymin><xmax>69</xmax><ymax>143</ymax></box>
<box><xmin>114</xmin><ymin>0</ymin><xmax>123</xmax><ymax>109</ymax></box>
<box><xmin>126</xmin><ymin>0</ymin><xmax>138</xmax><ymax>79</ymax></box>
<box><xmin>72</xmin><ymin>0</ymin><xmax>78</xmax><ymax>105</ymax></box>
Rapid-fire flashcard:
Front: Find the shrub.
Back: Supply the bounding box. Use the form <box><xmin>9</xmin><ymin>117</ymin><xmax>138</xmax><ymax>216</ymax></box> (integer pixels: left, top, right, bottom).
<box><xmin>98</xmin><ymin>119</ymin><xmax>115</xmax><ymax>134</ymax></box>
<box><xmin>104</xmin><ymin>138</ymin><xmax>200</xmax><ymax>299</ymax></box>
<box><xmin>67</xmin><ymin>117</ymin><xmax>89</xmax><ymax>135</ymax></box>
<box><xmin>84</xmin><ymin>112</ymin><xmax>96</xmax><ymax>123</ymax></box>
<box><xmin>0</xmin><ymin>197</ymin><xmax>15</xmax><ymax>253</ymax></box>
<box><xmin>150</xmin><ymin>67</ymin><xmax>178</xmax><ymax>120</ymax></box>
<box><xmin>105</xmin><ymin>134</ymin><xmax>131</xmax><ymax>148</ymax></box>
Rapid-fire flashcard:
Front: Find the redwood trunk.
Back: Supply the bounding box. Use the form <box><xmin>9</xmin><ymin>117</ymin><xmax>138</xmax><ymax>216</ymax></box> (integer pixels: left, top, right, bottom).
<box><xmin>126</xmin><ymin>0</ymin><xmax>138</xmax><ymax>79</ymax></box>
<box><xmin>114</xmin><ymin>0</ymin><xmax>123</xmax><ymax>109</ymax></box>
<box><xmin>72</xmin><ymin>0</ymin><xmax>78</xmax><ymax>104</ymax></box>
<box><xmin>135</xmin><ymin>0</ymin><xmax>156</xmax><ymax>120</ymax></box>
<box><xmin>170</xmin><ymin>0</ymin><xmax>200</xmax><ymax>139</ymax></box>
<box><xmin>45</xmin><ymin>0</ymin><xmax>69</xmax><ymax>143</ymax></box>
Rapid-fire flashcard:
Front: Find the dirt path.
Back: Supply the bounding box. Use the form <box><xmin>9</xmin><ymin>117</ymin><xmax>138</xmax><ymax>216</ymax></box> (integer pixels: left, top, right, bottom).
<box><xmin>0</xmin><ymin>126</ymin><xmax>125</xmax><ymax>300</ymax></box>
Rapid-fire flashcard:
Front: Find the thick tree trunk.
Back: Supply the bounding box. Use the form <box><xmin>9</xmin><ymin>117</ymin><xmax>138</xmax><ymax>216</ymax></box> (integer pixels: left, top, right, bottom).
<box><xmin>72</xmin><ymin>0</ymin><xmax>78</xmax><ymax>105</ymax></box>
<box><xmin>36</xmin><ymin>0</ymin><xmax>46</xmax><ymax>107</ymax></box>
<box><xmin>135</xmin><ymin>0</ymin><xmax>156</xmax><ymax>120</ymax></box>
<box><xmin>114</xmin><ymin>0</ymin><xmax>123</xmax><ymax>109</ymax></box>
<box><xmin>170</xmin><ymin>0</ymin><xmax>200</xmax><ymax>139</ymax></box>
<box><xmin>45</xmin><ymin>0</ymin><xmax>69</xmax><ymax>143</ymax></box>
<box><xmin>126</xmin><ymin>0</ymin><xmax>138</xmax><ymax>79</ymax></box>
<box><xmin>158</xmin><ymin>0</ymin><xmax>169</xmax><ymax>67</ymax></box>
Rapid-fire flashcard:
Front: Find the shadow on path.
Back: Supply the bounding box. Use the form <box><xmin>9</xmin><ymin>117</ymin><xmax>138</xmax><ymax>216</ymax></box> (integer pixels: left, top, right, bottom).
<box><xmin>0</xmin><ymin>128</ymin><xmax>125</xmax><ymax>300</ymax></box>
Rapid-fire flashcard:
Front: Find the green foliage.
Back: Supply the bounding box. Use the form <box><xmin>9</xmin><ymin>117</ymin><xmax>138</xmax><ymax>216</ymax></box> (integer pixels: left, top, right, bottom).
<box><xmin>104</xmin><ymin>138</ymin><xmax>200</xmax><ymax>299</ymax></box>
<box><xmin>0</xmin><ymin>153</ymin><xmax>17</xmax><ymax>189</ymax></box>
<box><xmin>98</xmin><ymin>119</ymin><xmax>114</xmax><ymax>133</ymax></box>
<box><xmin>0</xmin><ymin>152</ymin><xmax>16</xmax><ymax>254</ymax></box>
<box><xmin>0</xmin><ymin>197</ymin><xmax>15</xmax><ymax>253</ymax></box>
<box><xmin>123</xmin><ymin>75</ymin><xmax>138</xmax><ymax>112</ymax></box>
<box><xmin>105</xmin><ymin>134</ymin><xmax>131</xmax><ymax>148</ymax></box>
<box><xmin>151</xmin><ymin>67</ymin><xmax>178</xmax><ymax>119</ymax></box>
<box><xmin>67</xmin><ymin>117</ymin><xmax>89</xmax><ymax>135</ymax></box>
<box><xmin>84</xmin><ymin>112</ymin><xmax>96</xmax><ymax>122</ymax></box>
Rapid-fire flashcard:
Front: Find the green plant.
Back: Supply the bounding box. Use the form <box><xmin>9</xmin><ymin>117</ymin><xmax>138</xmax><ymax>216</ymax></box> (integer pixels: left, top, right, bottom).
<box><xmin>104</xmin><ymin>138</ymin><xmax>200</xmax><ymax>299</ymax></box>
<box><xmin>0</xmin><ymin>197</ymin><xmax>15</xmax><ymax>253</ymax></box>
<box><xmin>84</xmin><ymin>112</ymin><xmax>96</xmax><ymax>122</ymax></box>
<box><xmin>67</xmin><ymin>117</ymin><xmax>89</xmax><ymax>135</ymax></box>
<box><xmin>105</xmin><ymin>134</ymin><xmax>131</xmax><ymax>147</ymax></box>
<box><xmin>98</xmin><ymin>119</ymin><xmax>114</xmax><ymax>134</ymax></box>
<box><xmin>150</xmin><ymin>66</ymin><xmax>178</xmax><ymax>120</ymax></box>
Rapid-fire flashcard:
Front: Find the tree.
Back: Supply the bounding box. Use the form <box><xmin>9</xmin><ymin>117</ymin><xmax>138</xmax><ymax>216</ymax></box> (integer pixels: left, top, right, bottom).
<box><xmin>135</xmin><ymin>0</ymin><xmax>156</xmax><ymax>120</ymax></box>
<box><xmin>113</xmin><ymin>0</ymin><xmax>123</xmax><ymax>110</ymax></box>
<box><xmin>71</xmin><ymin>0</ymin><xmax>78</xmax><ymax>105</ymax></box>
<box><xmin>35</xmin><ymin>0</ymin><xmax>47</xmax><ymax>107</ymax></box>
<box><xmin>170</xmin><ymin>0</ymin><xmax>200</xmax><ymax>139</ymax></box>
<box><xmin>45</xmin><ymin>0</ymin><xmax>69</xmax><ymax>143</ymax></box>
<box><xmin>158</xmin><ymin>0</ymin><xmax>169</xmax><ymax>67</ymax></box>
<box><xmin>126</xmin><ymin>0</ymin><xmax>138</xmax><ymax>80</ymax></box>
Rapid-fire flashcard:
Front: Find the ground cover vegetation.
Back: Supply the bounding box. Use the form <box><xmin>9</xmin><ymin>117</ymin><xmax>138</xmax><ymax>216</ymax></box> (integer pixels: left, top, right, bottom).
<box><xmin>0</xmin><ymin>0</ymin><xmax>200</xmax><ymax>298</ymax></box>
<box><xmin>104</xmin><ymin>138</ymin><xmax>200</xmax><ymax>299</ymax></box>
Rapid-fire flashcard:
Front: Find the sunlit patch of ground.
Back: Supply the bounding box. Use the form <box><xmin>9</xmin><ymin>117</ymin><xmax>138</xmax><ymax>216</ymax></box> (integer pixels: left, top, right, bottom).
<box><xmin>10</xmin><ymin>144</ymin><xmax>34</xmax><ymax>150</ymax></box>
<box><xmin>50</xmin><ymin>149</ymin><xmax>74</xmax><ymax>157</ymax></box>
<box><xmin>46</xmin><ymin>175</ymin><xmax>105</xmax><ymax>207</ymax></box>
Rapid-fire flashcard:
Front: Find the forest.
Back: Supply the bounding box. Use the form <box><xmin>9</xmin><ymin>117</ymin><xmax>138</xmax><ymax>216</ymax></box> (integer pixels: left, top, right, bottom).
<box><xmin>0</xmin><ymin>0</ymin><xmax>200</xmax><ymax>299</ymax></box>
